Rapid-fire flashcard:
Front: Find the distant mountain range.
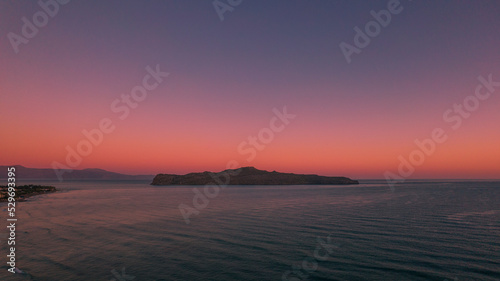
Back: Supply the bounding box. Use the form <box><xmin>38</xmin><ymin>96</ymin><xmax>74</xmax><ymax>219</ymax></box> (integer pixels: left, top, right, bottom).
<box><xmin>0</xmin><ymin>165</ymin><xmax>154</xmax><ymax>181</ymax></box>
<box><xmin>152</xmin><ymin>166</ymin><xmax>359</xmax><ymax>185</ymax></box>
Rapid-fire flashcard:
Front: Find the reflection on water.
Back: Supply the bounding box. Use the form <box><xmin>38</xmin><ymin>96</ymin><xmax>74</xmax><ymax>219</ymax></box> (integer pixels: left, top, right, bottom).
<box><xmin>1</xmin><ymin>181</ymin><xmax>499</xmax><ymax>280</ymax></box>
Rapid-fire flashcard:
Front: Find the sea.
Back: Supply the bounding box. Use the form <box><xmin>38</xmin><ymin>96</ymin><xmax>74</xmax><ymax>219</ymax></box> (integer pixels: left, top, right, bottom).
<box><xmin>1</xmin><ymin>180</ymin><xmax>499</xmax><ymax>281</ymax></box>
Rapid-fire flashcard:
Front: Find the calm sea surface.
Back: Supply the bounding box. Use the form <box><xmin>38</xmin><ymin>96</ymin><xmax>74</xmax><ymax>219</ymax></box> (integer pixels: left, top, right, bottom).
<box><xmin>1</xmin><ymin>180</ymin><xmax>499</xmax><ymax>281</ymax></box>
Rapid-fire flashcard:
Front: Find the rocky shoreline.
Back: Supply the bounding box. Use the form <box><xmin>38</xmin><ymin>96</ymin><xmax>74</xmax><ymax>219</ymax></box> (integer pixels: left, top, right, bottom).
<box><xmin>0</xmin><ymin>185</ymin><xmax>57</xmax><ymax>202</ymax></box>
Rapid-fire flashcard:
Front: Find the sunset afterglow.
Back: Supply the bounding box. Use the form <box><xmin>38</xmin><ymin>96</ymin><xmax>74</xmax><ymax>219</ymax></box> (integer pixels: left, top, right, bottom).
<box><xmin>2</xmin><ymin>1</ymin><xmax>499</xmax><ymax>179</ymax></box>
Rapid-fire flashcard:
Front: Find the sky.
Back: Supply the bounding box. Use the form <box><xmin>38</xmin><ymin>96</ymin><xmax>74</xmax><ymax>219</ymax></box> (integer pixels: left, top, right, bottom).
<box><xmin>1</xmin><ymin>0</ymin><xmax>499</xmax><ymax>179</ymax></box>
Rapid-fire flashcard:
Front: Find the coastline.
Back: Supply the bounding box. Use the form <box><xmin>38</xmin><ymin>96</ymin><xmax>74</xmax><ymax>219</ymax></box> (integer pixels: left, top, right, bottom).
<box><xmin>0</xmin><ymin>185</ymin><xmax>57</xmax><ymax>202</ymax></box>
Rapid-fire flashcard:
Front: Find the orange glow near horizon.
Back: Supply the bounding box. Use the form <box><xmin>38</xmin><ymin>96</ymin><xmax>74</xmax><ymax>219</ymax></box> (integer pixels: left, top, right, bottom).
<box><xmin>2</xmin><ymin>96</ymin><xmax>499</xmax><ymax>179</ymax></box>
<box><xmin>2</xmin><ymin>2</ymin><xmax>500</xmax><ymax>180</ymax></box>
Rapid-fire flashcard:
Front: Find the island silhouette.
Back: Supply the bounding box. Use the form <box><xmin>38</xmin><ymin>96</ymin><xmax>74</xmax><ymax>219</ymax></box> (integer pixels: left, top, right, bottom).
<box><xmin>152</xmin><ymin>166</ymin><xmax>359</xmax><ymax>185</ymax></box>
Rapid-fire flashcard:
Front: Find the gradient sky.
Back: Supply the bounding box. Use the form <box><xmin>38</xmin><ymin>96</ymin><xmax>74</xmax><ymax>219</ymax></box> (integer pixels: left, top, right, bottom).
<box><xmin>1</xmin><ymin>0</ymin><xmax>499</xmax><ymax>179</ymax></box>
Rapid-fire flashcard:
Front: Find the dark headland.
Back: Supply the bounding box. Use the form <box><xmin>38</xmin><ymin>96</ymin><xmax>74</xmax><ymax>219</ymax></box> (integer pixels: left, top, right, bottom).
<box><xmin>151</xmin><ymin>167</ymin><xmax>359</xmax><ymax>185</ymax></box>
<box><xmin>0</xmin><ymin>185</ymin><xmax>57</xmax><ymax>202</ymax></box>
